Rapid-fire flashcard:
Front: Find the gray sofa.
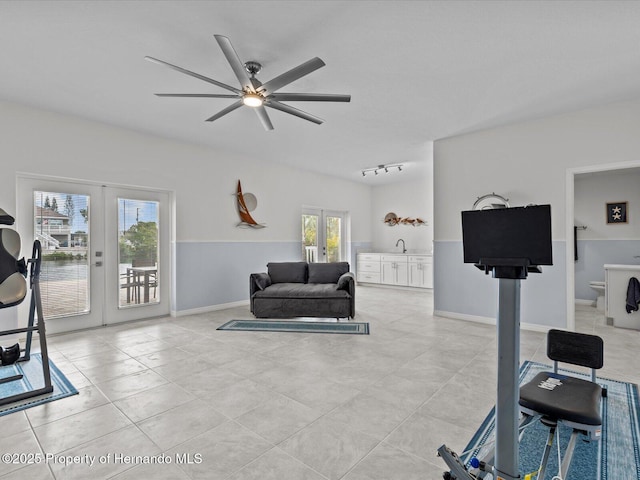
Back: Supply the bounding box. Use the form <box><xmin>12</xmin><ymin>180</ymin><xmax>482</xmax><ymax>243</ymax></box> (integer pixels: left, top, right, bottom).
<box><xmin>250</xmin><ymin>262</ymin><xmax>355</xmax><ymax>319</ymax></box>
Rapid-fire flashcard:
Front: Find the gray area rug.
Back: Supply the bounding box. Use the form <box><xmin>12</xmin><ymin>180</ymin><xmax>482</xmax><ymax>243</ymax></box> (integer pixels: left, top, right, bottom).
<box><xmin>217</xmin><ymin>319</ymin><xmax>369</xmax><ymax>335</ymax></box>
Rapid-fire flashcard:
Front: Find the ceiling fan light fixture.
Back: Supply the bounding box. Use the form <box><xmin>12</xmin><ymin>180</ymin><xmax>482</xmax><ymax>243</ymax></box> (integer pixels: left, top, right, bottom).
<box><xmin>242</xmin><ymin>93</ymin><xmax>263</xmax><ymax>107</ymax></box>
<box><xmin>148</xmin><ymin>35</ymin><xmax>350</xmax><ymax>130</ymax></box>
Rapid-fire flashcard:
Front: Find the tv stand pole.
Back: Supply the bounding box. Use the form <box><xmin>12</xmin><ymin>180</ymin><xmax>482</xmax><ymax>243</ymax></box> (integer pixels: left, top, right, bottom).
<box><xmin>439</xmin><ymin>263</ymin><xmax>528</xmax><ymax>480</ymax></box>
<box><xmin>494</xmin><ymin>275</ymin><xmax>521</xmax><ymax>480</ymax></box>
<box><xmin>440</xmin><ymin>205</ymin><xmax>551</xmax><ymax>480</ymax></box>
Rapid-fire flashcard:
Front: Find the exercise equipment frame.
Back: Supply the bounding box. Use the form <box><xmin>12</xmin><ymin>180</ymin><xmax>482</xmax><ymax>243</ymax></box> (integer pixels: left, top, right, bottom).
<box><xmin>0</xmin><ymin>240</ymin><xmax>53</xmax><ymax>406</ymax></box>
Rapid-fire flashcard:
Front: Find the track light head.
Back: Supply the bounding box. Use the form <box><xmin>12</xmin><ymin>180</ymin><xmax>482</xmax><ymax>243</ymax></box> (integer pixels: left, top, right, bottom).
<box><xmin>361</xmin><ymin>163</ymin><xmax>404</xmax><ymax>177</ymax></box>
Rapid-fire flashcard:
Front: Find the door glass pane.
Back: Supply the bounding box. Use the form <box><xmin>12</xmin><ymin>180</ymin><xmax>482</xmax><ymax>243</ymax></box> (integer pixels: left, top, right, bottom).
<box><xmin>302</xmin><ymin>214</ymin><xmax>319</xmax><ymax>262</ymax></box>
<box><xmin>326</xmin><ymin>216</ymin><xmax>342</xmax><ymax>263</ymax></box>
<box><xmin>118</xmin><ymin>199</ymin><xmax>160</xmax><ymax>307</ymax></box>
<box><xmin>34</xmin><ymin>191</ymin><xmax>90</xmax><ymax>318</ymax></box>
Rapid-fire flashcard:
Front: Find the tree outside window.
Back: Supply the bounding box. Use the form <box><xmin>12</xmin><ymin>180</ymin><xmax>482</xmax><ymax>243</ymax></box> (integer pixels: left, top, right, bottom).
<box><xmin>326</xmin><ymin>216</ymin><xmax>341</xmax><ymax>263</ymax></box>
<box><xmin>120</xmin><ymin>221</ymin><xmax>158</xmax><ymax>264</ymax></box>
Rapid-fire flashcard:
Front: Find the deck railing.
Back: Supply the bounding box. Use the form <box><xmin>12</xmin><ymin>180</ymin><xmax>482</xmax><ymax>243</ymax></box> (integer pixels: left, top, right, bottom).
<box><xmin>304</xmin><ymin>246</ymin><xmax>318</xmax><ymax>263</ymax></box>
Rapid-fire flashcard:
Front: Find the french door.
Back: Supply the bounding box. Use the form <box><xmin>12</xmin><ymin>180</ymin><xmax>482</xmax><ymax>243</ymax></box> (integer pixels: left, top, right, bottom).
<box><xmin>301</xmin><ymin>207</ymin><xmax>346</xmax><ymax>263</ymax></box>
<box><xmin>16</xmin><ymin>176</ymin><xmax>171</xmax><ymax>334</ymax></box>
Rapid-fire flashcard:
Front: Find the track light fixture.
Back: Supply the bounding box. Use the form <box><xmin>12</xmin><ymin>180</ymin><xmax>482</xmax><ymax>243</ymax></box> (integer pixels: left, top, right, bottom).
<box><xmin>361</xmin><ymin>163</ymin><xmax>404</xmax><ymax>177</ymax></box>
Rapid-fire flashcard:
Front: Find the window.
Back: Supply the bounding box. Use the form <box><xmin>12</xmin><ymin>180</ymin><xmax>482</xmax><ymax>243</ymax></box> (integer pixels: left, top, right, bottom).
<box><xmin>34</xmin><ymin>191</ymin><xmax>90</xmax><ymax>318</ymax></box>
<box><xmin>301</xmin><ymin>208</ymin><xmax>347</xmax><ymax>263</ymax></box>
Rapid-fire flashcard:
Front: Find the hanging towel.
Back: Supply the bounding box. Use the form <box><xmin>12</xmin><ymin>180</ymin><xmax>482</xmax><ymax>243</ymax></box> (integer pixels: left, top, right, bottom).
<box><xmin>626</xmin><ymin>277</ymin><xmax>640</xmax><ymax>313</ymax></box>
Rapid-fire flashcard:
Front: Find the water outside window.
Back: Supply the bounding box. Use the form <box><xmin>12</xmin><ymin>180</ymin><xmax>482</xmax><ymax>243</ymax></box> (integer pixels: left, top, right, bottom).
<box><xmin>34</xmin><ymin>191</ymin><xmax>90</xmax><ymax>318</ymax></box>
<box><xmin>118</xmin><ymin>199</ymin><xmax>160</xmax><ymax>307</ymax></box>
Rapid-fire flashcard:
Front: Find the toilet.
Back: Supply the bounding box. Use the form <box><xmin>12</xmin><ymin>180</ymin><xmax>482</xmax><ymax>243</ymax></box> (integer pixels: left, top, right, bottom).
<box><xmin>589</xmin><ymin>281</ymin><xmax>605</xmax><ymax>312</ymax></box>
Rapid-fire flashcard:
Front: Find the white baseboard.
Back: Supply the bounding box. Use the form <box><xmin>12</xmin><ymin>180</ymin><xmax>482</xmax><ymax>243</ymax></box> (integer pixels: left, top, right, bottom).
<box><xmin>574</xmin><ymin>298</ymin><xmax>596</xmax><ymax>306</ymax></box>
<box><xmin>434</xmin><ymin>310</ymin><xmax>495</xmax><ymax>325</ymax></box>
<box><xmin>433</xmin><ymin>310</ymin><xmax>552</xmax><ymax>333</ymax></box>
<box><xmin>173</xmin><ymin>299</ymin><xmax>250</xmax><ymax>317</ymax></box>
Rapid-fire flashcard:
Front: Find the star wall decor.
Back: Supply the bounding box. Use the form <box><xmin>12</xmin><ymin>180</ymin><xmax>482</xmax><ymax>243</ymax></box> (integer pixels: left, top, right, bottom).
<box><xmin>606</xmin><ymin>202</ymin><xmax>627</xmax><ymax>224</ymax></box>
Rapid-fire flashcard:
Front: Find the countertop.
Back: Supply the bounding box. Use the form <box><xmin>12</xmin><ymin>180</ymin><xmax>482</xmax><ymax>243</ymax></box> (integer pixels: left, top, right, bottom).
<box><xmin>357</xmin><ymin>251</ymin><xmax>432</xmax><ymax>256</ymax></box>
<box><xmin>604</xmin><ymin>264</ymin><xmax>640</xmax><ymax>271</ymax></box>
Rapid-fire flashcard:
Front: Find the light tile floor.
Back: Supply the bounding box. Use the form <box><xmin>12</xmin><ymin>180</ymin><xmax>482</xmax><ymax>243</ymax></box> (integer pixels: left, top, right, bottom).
<box><xmin>0</xmin><ymin>287</ymin><xmax>638</xmax><ymax>480</ymax></box>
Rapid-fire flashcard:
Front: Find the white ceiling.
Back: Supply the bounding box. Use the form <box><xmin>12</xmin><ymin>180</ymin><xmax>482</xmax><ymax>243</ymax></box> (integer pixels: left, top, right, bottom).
<box><xmin>2</xmin><ymin>1</ymin><xmax>640</xmax><ymax>185</ymax></box>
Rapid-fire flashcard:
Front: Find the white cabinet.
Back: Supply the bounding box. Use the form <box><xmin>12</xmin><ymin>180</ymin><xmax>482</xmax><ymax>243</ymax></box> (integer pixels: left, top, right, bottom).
<box><xmin>357</xmin><ymin>253</ymin><xmax>381</xmax><ymax>284</ymax></box>
<box><xmin>357</xmin><ymin>252</ymin><xmax>432</xmax><ymax>288</ymax></box>
<box><xmin>408</xmin><ymin>255</ymin><xmax>433</xmax><ymax>288</ymax></box>
<box><xmin>381</xmin><ymin>255</ymin><xmax>408</xmax><ymax>286</ymax></box>
<box><xmin>605</xmin><ymin>264</ymin><xmax>640</xmax><ymax>330</ymax></box>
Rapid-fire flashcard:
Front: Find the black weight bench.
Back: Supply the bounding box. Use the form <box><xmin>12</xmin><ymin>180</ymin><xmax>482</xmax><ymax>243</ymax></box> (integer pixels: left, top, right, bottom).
<box><xmin>519</xmin><ymin>329</ymin><xmax>604</xmax><ymax>480</ymax></box>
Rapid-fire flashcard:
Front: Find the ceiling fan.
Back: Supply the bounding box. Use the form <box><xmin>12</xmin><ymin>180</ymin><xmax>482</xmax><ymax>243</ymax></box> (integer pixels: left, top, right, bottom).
<box><xmin>145</xmin><ymin>35</ymin><xmax>351</xmax><ymax>131</ymax></box>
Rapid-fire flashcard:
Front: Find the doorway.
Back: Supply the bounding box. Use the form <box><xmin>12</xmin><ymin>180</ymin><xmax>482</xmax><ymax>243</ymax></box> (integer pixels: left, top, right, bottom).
<box><xmin>566</xmin><ymin>160</ymin><xmax>640</xmax><ymax>331</ymax></box>
<box><xmin>301</xmin><ymin>207</ymin><xmax>347</xmax><ymax>263</ymax></box>
<box><xmin>16</xmin><ymin>176</ymin><xmax>173</xmax><ymax>334</ymax></box>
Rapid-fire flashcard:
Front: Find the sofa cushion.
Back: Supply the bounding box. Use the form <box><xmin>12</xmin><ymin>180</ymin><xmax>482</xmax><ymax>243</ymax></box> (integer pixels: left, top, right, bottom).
<box><xmin>253</xmin><ymin>283</ymin><xmax>350</xmax><ymax>299</ymax></box>
<box><xmin>267</xmin><ymin>262</ymin><xmax>308</xmax><ymax>283</ymax></box>
<box><xmin>308</xmin><ymin>262</ymin><xmax>349</xmax><ymax>284</ymax></box>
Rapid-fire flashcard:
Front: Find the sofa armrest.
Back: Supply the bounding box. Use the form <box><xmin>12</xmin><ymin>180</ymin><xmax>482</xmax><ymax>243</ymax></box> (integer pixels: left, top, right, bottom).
<box><xmin>250</xmin><ymin>273</ymin><xmax>271</xmax><ymax>293</ymax></box>
<box><xmin>249</xmin><ymin>273</ymin><xmax>272</xmax><ymax>313</ymax></box>
<box><xmin>337</xmin><ymin>272</ymin><xmax>354</xmax><ymax>291</ymax></box>
<box><xmin>337</xmin><ymin>272</ymin><xmax>356</xmax><ymax>318</ymax></box>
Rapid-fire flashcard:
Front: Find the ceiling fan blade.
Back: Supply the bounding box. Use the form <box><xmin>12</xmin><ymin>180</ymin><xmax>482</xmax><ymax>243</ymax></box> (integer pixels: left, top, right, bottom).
<box><xmin>269</xmin><ymin>93</ymin><xmax>351</xmax><ymax>102</ymax></box>
<box><xmin>155</xmin><ymin>93</ymin><xmax>239</xmax><ymax>98</ymax></box>
<box><xmin>205</xmin><ymin>100</ymin><xmax>243</xmax><ymax>122</ymax></box>
<box><xmin>258</xmin><ymin>57</ymin><xmax>326</xmax><ymax>95</ymax></box>
<box><xmin>254</xmin><ymin>106</ymin><xmax>274</xmax><ymax>131</ymax></box>
<box><xmin>214</xmin><ymin>35</ymin><xmax>253</xmax><ymax>92</ymax></box>
<box><xmin>265</xmin><ymin>101</ymin><xmax>323</xmax><ymax>125</ymax></box>
<box><xmin>145</xmin><ymin>56</ymin><xmax>241</xmax><ymax>94</ymax></box>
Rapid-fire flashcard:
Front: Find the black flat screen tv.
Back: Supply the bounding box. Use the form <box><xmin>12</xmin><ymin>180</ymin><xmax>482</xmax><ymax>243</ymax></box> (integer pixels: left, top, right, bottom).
<box><xmin>461</xmin><ymin>204</ymin><xmax>552</xmax><ymax>267</ymax></box>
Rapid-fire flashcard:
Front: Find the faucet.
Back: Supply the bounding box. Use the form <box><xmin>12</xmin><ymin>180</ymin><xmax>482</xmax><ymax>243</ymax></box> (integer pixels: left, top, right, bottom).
<box><xmin>396</xmin><ymin>238</ymin><xmax>406</xmax><ymax>253</ymax></box>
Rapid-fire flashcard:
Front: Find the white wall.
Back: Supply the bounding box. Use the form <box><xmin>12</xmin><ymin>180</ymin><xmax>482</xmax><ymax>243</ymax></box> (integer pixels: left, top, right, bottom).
<box><xmin>370</xmin><ymin>177</ymin><xmax>433</xmax><ymax>253</ymax></box>
<box><xmin>0</xmin><ymin>100</ymin><xmax>373</xmax><ymax>314</ymax></box>
<box><xmin>434</xmin><ymin>98</ymin><xmax>640</xmax><ymax>329</ymax></box>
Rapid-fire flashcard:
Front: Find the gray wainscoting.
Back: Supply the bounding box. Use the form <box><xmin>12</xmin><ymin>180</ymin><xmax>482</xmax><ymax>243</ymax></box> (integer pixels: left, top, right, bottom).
<box><xmin>574</xmin><ymin>239</ymin><xmax>640</xmax><ymax>301</ymax></box>
<box><xmin>176</xmin><ymin>241</ymin><xmax>365</xmax><ymax>314</ymax></box>
<box><xmin>433</xmin><ymin>240</ymin><xmax>567</xmax><ymax>328</ymax></box>
<box><xmin>176</xmin><ymin>241</ymin><xmax>301</xmax><ymax>312</ymax></box>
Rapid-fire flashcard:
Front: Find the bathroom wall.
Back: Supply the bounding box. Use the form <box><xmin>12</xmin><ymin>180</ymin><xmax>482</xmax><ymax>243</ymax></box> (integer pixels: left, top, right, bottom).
<box><xmin>574</xmin><ymin>169</ymin><xmax>640</xmax><ymax>301</ymax></box>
